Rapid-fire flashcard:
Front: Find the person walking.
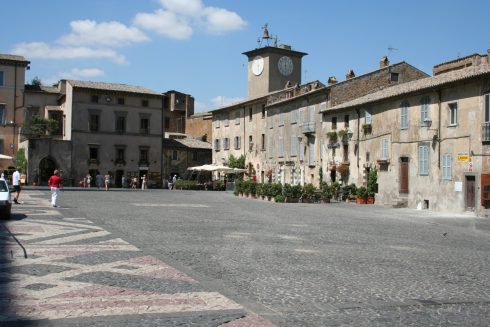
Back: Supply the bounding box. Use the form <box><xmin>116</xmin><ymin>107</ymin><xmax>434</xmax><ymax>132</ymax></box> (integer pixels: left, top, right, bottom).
<box><xmin>104</xmin><ymin>173</ymin><xmax>110</xmax><ymax>191</ymax></box>
<box><xmin>141</xmin><ymin>175</ymin><xmax>147</xmax><ymax>190</ymax></box>
<box><xmin>48</xmin><ymin>169</ymin><xmax>63</xmax><ymax>207</ymax></box>
<box><xmin>86</xmin><ymin>173</ymin><xmax>92</xmax><ymax>188</ymax></box>
<box><xmin>12</xmin><ymin>167</ymin><xmax>21</xmax><ymax>204</ymax></box>
<box><xmin>95</xmin><ymin>172</ymin><xmax>104</xmax><ymax>189</ymax></box>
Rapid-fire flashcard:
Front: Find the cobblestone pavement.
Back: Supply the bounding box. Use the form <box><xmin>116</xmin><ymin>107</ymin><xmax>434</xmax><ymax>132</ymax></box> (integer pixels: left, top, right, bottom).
<box><xmin>2</xmin><ymin>188</ymin><xmax>490</xmax><ymax>326</ymax></box>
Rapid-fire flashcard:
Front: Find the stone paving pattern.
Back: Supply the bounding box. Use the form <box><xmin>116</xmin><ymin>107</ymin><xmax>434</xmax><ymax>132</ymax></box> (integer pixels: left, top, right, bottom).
<box><xmin>1</xmin><ymin>189</ymin><xmax>490</xmax><ymax>326</ymax></box>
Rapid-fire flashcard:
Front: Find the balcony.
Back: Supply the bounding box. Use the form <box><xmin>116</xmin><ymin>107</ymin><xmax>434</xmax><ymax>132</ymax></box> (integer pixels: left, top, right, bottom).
<box><xmin>301</xmin><ymin>121</ymin><xmax>316</xmax><ymax>134</ymax></box>
<box><xmin>483</xmin><ymin>122</ymin><xmax>490</xmax><ymax>142</ymax></box>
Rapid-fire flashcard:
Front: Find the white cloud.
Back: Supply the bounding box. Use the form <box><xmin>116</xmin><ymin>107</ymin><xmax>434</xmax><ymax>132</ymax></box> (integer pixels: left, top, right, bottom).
<box><xmin>58</xmin><ymin>20</ymin><xmax>149</xmax><ymax>47</ymax></box>
<box><xmin>133</xmin><ymin>9</ymin><xmax>193</xmax><ymax>39</ymax></box>
<box><xmin>201</xmin><ymin>7</ymin><xmax>247</xmax><ymax>34</ymax></box>
<box><xmin>134</xmin><ymin>1</ymin><xmax>246</xmax><ymax>39</ymax></box>
<box><xmin>12</xmin><ymin>42</ymin><xmax>126</xmax><ymax>64</ymax></box>
<box><xmin>211</xmin><ymin>95</ymin><xmax>243</xmax><ymax>108</ymax></box>
<box><xmin>158</xmin><ymin>0</ymin><xmax>203</xmax><ymax>17</ymax></box>
<box><xmin>43</xmin><ymin>68</ymin><xmax>105</xmax><ymax>85</ymax></box>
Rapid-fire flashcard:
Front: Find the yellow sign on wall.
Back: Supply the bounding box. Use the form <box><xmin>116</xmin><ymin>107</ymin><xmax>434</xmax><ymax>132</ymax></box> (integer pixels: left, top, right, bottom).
<box><xmin>457</xmin><ymin>154</ymin><xmax>469</xmax><ymax>162</ymax></box>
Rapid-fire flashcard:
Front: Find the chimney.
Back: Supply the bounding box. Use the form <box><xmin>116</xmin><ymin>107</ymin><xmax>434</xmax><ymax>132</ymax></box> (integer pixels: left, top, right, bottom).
<box><xmin>487</xmin><ymin>48</ymin><xmax>490</xmax><ymax>65</ymax></box>
<box><xmin>380</xmin><ymin>56</ymin><xmax>390</xmax><ymax>68</ymax></box>
<box><xmin>346</xmin><ymin>69</ymin><xmax>355</xmax><ymax>80</ymax></box>
<box><xmin>327</xmin><ymin>76</ymin><xmax>338</xmax><ymax>85</ymax></box>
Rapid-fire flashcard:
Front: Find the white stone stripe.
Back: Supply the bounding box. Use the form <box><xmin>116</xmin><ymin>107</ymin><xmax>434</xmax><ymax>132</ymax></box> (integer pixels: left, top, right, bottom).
<box><xmin>131</xmin><ymin>203</ymin><xmax>209</xmax><ymax>207</ymax></box>
<box><xmin>5</xmin><ymin>292</ymin><xmax>243</xmax><ymax>321</ymax></box>
<box><xmin>35</xmin><ymin>230</ymin><xmax>112</xmax><ymax>244</ymax></box>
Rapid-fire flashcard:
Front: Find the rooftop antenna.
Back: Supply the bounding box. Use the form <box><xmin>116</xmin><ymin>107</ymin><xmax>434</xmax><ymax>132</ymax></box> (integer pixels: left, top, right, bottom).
<box><xmin>387</xmin><ymin>46</ymin><xmax>398</xmax><ymax>53</ymax></box>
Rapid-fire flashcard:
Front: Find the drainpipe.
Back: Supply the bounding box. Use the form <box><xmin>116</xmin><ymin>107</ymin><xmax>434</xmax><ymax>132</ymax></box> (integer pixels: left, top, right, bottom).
<box><xmin>356</xmin><ymin>108</ymin><xmax>360</xmax><ymax>169</ymax></box>
<box><xmin>13</xmin><ymin>62</ymin><xmax>18</xmax><ymax>156</ymax></box>
<box><xmin>437</xmin><ymin>89</ymin><xmax>442</xmax><ymax>169</ymax></box>
<box><xmin>161</xmin><ymin>94</ymin><xmax>165</xmax><ymax>187</ymax></box>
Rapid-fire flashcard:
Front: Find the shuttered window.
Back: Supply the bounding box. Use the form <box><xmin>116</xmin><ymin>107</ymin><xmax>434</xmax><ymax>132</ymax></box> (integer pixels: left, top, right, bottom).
<box><xmin>381</xmin><ymin>138</ymin><xmax>388</xmax><ymax>160</ymax></box>
<box><xmin>400</xmin><ymin>100</ymin><xmax>409</xmax><ymax>129</ymax></box>
<box><xmin>442</xmin><ymin>154</ymin><xmax>452</xmax><ymax>180</ymax></box>
<box><xmin>418</xmin><ymin>144</ymin><xmax>429</xmax><ymax>175</ymax></box>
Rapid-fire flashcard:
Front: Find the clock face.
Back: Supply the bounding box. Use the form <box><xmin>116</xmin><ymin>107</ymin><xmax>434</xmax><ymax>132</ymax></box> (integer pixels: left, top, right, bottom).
<box><xmin>105</xmin><ymin>96</ymin><xmax>112</xmax><ymax>103</ymax></box>
<box><xmin>278</xmin><ymin>56</ymin><xmax>293</xmax><ymax>76</ymax></box>
<box><xmin>252</xmin><ymin>56</ymin><xmax>264</xmax><ymax>76</ymax></box>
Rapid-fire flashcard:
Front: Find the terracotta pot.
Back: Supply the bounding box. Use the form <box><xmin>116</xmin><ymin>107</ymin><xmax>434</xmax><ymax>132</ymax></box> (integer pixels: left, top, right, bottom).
<box><xmin>356</xmin><ymin>197</ymin><xmax>367</xmax><ymax>204</ymax></box>
<box><xmin>367</xmin><ymin>196</ymin><xmax>375</xmax><ymax>204</ymax></box>
<box><xmin>320</xmin><ymin>198</ymin><xmax>330</xmax><ymax>204</ymax></box>
<box><xmin>286</xmin><ymin>197</ymin><xmax>299</xmax><ymax>203</ymax></box>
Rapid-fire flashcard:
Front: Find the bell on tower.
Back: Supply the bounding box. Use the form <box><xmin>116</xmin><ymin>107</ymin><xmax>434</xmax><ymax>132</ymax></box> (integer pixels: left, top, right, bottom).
<box><xmin>262</xmin><ymin>24</ymin><xmax>270</xmax><ymax>40</ymax></box>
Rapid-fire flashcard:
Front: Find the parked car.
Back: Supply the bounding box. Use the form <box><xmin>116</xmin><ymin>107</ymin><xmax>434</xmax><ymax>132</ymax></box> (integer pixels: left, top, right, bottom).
<box><xmin>0</xmin><ymin>178</ymin><xmax>12</xmax><ymax>219</ymax></box>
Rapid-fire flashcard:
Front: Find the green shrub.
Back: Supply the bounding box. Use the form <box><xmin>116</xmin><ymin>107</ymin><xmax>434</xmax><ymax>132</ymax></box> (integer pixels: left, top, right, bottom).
<box><xmin>274</xmin><ymin>194</ymin><xmax>286</xmax><ymax>203</ymax></box>
<box><xmin>283</xmin><ymin>183</ymin><xmax>293</xmax><ymax>197</ymax></box>
<box><xmin>357</xmin><ymin>186</ymin><xmax>368</xmax><ymax>198</ymax></box>
<box><xmin>303</xmin><ymin>183</ymin><xmax>317</xmax><ymax>200</ymax></box>
<box><xmin>270</xmin><ymin>183</ymin><xmax>283</xmax><ymax>197</ymax></box>
<box><xmin>291</xmin><ymin>184</ymin><xmax>303</xmax><ymax>198</ymax></box>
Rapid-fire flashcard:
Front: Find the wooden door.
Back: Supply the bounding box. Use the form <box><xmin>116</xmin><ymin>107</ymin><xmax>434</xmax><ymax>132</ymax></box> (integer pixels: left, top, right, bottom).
<box><xmin>399</xmin><ymin>157</ymin><xmax>409</xmax><ymax>194</ymax></box>
<box><xmin>466</xmin><ymin>175</ymin><xmax>476</xmax><ymax>210</ymax></box>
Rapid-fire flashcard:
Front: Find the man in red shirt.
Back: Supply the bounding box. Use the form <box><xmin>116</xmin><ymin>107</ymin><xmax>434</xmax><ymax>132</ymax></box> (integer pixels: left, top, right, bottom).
<box><xmin>48</xmin><ymin>169</ymin><xmax>63</xmax><ymax>207</ymax></box>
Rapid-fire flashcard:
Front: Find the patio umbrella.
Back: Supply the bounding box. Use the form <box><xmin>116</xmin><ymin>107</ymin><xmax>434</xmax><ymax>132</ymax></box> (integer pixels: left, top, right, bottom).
<box><xmin>0</xmin><ymin>154</ymin><xmax>13</xmax><ymax>160</ymax></box>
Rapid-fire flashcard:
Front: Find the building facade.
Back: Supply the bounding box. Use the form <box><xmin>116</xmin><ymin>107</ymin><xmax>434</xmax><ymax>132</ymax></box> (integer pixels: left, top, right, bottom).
<box><xmin>23</xmin><ymin>80</ymin><xmax>164</xmax><ymax>187</ymax></box>
<box><xmin>0</xmin><ymin>54</ymin><xmax>30</xmax><ymax>164</ymax></box>
<box><xmin>321</xmin><ymin>51</ymin><xmax>490</xmax><ymax>215</ymax></box>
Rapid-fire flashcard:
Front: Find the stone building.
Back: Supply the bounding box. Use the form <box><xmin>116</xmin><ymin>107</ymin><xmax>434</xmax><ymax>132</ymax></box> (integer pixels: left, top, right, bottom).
<box><xmin>0</xmin><ymin>54</ymin><xmax>30</xmax><ymax>167</ymax></box>
<box><xmin>22</xmin><ymin>80</ymin><xmax>164</xmax><ymax>187</ymax></box>
<box><xmin>211</xmin><ymin>33</ymin><xmax>427</xmax><ymax>186</ymax></box>
<box><xmin>164</xmin><ymin>90</ymin><xmax>194</xmax><ymax>134</ymax></box>
<box><xmin>321</xmin><ymin>50</ymin><xmax>490</xmax><ymax>215</ymax></box>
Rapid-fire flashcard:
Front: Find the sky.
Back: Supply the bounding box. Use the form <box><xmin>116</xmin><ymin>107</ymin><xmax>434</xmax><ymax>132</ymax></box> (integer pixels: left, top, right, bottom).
<box><xmin>2</xmin><ymin>0</ymin><xmax>490</xmax><ymax>113</ymax></box>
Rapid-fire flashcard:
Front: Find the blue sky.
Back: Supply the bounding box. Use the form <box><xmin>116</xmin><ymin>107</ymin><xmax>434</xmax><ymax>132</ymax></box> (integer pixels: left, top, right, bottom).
<box><xmin>2</xmin><ymin>0</ymin><xmax>490</xmax><ymax>112</ymax></box>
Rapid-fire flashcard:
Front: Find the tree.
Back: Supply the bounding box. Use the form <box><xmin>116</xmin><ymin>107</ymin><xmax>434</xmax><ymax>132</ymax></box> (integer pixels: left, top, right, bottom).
<box><xmin>31</xmin><ymin>76</ymin><xmax>42</xmax><ymax>86</ymax></box>
<box><xmin>22</xmin><ymin>115</ymin><xmax>59</xmax><ymax>138</ymax></box>
<box><xmin>228</xmin><ymin>154</ymin><xmax>246</xmax><ymax>169</ymax></box>
<box><xmin>15</xmin><ymin>148</ymin><xmax>27</xmax><ymax>173</ymax></box>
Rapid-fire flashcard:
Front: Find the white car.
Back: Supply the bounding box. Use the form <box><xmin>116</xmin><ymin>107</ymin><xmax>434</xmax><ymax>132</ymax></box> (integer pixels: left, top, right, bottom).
<box><xmin>0</xmin><ymin>178</ymin><xmax>12</xmax><ymax>219</ymax></box>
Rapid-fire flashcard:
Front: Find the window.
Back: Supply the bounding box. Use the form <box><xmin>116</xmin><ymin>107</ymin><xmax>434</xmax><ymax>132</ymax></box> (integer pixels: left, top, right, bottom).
<box><xmin>299</xmin><ymin>140</ymin><xmax>304</xmax><ymax>161</ymax></box>
<box><xmin>261</xmin><ymin>105</ymin><xmax>265</xmax><ymax>119</ymax></box>
<box><xmin>214</xmin><ymin>139</ymin><xmax>221</xmax><ymax>151</ymax></box>
<box><xmin>268</xmin><ymin>135</ymin><xmax>274</xmax><ymax>158</ymax></box>
<box><xmin>0</xmin><ymin>104</ymin><xmax>5</xmax><ymax>124</ymax></box>
<box><xmin>118</xmin><ymin>97</ymin><xmax>125</xmax><ymax>105</ymax></box>
<box><xmin>91</xmin><ymin>95</ymin><xmax>99</xmax><ymax>103</ymax></box>
<box><xmin>224</xmin><ymin>114</ymin><xmax>229</xmax><ymax>127</ymax></box>
<box><xmin>234</xmin><ymin>136</ymin><xmax>241</xmax><ymax>150</ymax></box>
<box><xmin>0</xmin><ymin>139</ymin><xmax>3</xmax><ymax>154</ymax></box>
<box><xmin>48</xmin><ymin>111</ymin><xmax>63</xmax><ymax>136</ymax></box>
<box><xmin>391</xmin><ymin>73</ymin><xmax>399</xmax><ymax>82</ymax></box>
<box><xmin>89</xmin><ymin>147</ymin><xmax>99</xmax><ymax>161</ymax></box>
<box><xmin>235</xmin><ymin>111</ymin><xmax>240</xmax><ymax>125</ymax></box>
<box><xmin>268</xmin><ymin>113</ymin><xmax>273</xmax><ymax>129</ymax></box>
<box><xmin>142</xmin><ymin>99</ymin><xmax>149</xmax><ymax>107</ymax></box>
<box><xmin>223</xmin><ymin>137</ymin><xmax>230</xmax><ymax>150</ymax></box>
<box><xmin>277</xmin><ymin>136</ymin><xmax>284</xmax><ymax>158</ymax></box>
<box><xmin>140</xmin><ymin>118</ymin><xmax>149</xmax><ymax>134</ymax></box>
<box><xmin>381</xmin><ymin>138</ymin><xmax>388</xmax><ymax>160</ymax></box>
<box><xmin>139</xmin><ymin>148</ymin><xmax>149</xmax><ymax>164</ymax></box>
<box><xmin>261</xmin><ymin>134</ymin><xmax>265</xmax><ymax>150</ymax></box>
<box><xmin>344</xmin><ymin>114</ymin><xmax>349</xmax><ymax>128</ymax></box>
<box><xmin>89</xmin><ymin>114</ymin><xmax>99</xmax><ymax>132</ymax></box>
<box><xmin>420</xmin><ymin>96</ymin><xmax>430</xmax><ymax>124</ymax></box>
<box><xmin>248</xmin><ymin>107</ymin><xmax>253</xmax><ymax>121</ymax></box>
<box><xmin>364</xmin><ymin>110</ymin><xmax>372</xmax><ymax>124</ymax></box>
<box><xmin>0</xmin><ymin>71</ymin><xmax>4</xmax><ymax>86</ymax></box>
<box><xmin>115</xmin><ymin>146</ymin><xmax>125</xmax><ymax>164</ymax></box>
<box><xmin>484</xmin><ymin>94</ymin><xmax>490</xmax><ymax>122</ymax></box>
<box><xmin>332</xmin><ymin>116</ymin><xmax>337</xmax><ymax>130</ymax></box>
<box><xmin>278</xmin><ymin>112</ymin><xmax>285</xmax><ymax>126</ymax></box>
<box><xmin>400</xmin><ymin>100</ymin><xmax>409</xmax><ymax>129</ymax></box>
<box><xmin>442</xmin><ymin>154</ymin><xmax>452</xmax><ymax>180</ymax></box>
<box><xmin>418</xmin><ymin>144</ymin><xmax>429</xmax><ymax>175</ymax></box>
<box><xmin>320</xmin><ymin>139</ymin><xmax>324</xmax><ymax>160</ymax></box>
<box><xmin>449</xmin><ymin>102</ymin><xmax>457</xmax><ymax>126</ymax></box>
<box><xmin>290</xmin><ymin>135</ymin><xmax>298</xmax><ymax>156</ymax></box>
<box><xmin>214</xmin><ymin>119</ymin><xmax>220</xmax><ymax>129</ymax></box>
<box><xmin>248</xmin><ymin>135</ymin><xmax>253</xmax><ymax>150</ymax></box>
<box><xmin>172</xmin><ymin>150</ymin><xmax>178</xmax><ymax>160</ymax></box>
<box><xmin>165</xmin><ymin>117</ymin><xmax>170</xmax><ymax>129</ymax></box>
<box><xmin>290</xmin><ymin>108</ymin><xmax>298</xmax><ymax>124</ymax></box>
<box><xmin>308</xmin><ymin>137</ymin><xmax>315</xmax><ymax>165</ymax></box>
<box><xmin>192</xmin><ymin>151</ymin><xmax>198</xmax><ymax>161</ymax></box>
<box><xmin>299</xmin><ymin>108</ymin><xmax>305</xmax><ymax>126</ymax></box>
<box><xmin>116</xmin><ymin>116</ymin><xmax>126</xmax><ymax>133</ymax></box>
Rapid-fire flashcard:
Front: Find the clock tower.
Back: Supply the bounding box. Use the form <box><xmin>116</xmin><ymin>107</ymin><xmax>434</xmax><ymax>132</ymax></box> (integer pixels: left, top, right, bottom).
<box><xmin>243</xmin><ymin>25</ymin><xmax>307</xmax><ymax>98</ymax></box>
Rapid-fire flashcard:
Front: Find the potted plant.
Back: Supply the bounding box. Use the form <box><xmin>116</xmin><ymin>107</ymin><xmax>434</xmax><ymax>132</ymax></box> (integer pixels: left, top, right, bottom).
<box><xmin>270</xmin><ymin>183</ymin><xmax>283</xmax><ymax>201</ymax></box>
<box><xmin>249</xmin><ymin>181</ymin><xmax>257</xmax><ymax>198</ymax></box>
<box><xmin>302</xmin><ymin>183</ymin><xmax>317</xmax><ymax>203</ymax></box>
<box><xmin>367</xmin><ymin>168</ymin><xmax>377</xmax><ymax>204</ymax></box>
<box><xmin>319</xmin><ymin>182</ymin><xmax>332</xmax><ymax>204</ymax></box>
<box><xmin>356</xmin><ymin>186</ymin><xmax>368</xmax><ymax>204</ymax></box>
<box><xmin>327</xmin><ymin>131</ymin><xmax>338</xmax><ymax>144</ymax></box>
<box><xmin>291</xmin><ymin>184</ymin><xmax>303</xmax><ymax>200</ymax></box>
<box><xmin>274</xmin><ymin>194</ymin><xmax>286</xmax><ymax>203</ymax></box>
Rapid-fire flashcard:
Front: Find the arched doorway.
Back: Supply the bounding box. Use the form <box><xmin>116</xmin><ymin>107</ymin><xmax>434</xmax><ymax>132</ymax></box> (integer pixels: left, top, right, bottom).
<box><xmin>39</xmin><ymin>157</ymin><xmax>57</xmax><ymax>186</ymax></box>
